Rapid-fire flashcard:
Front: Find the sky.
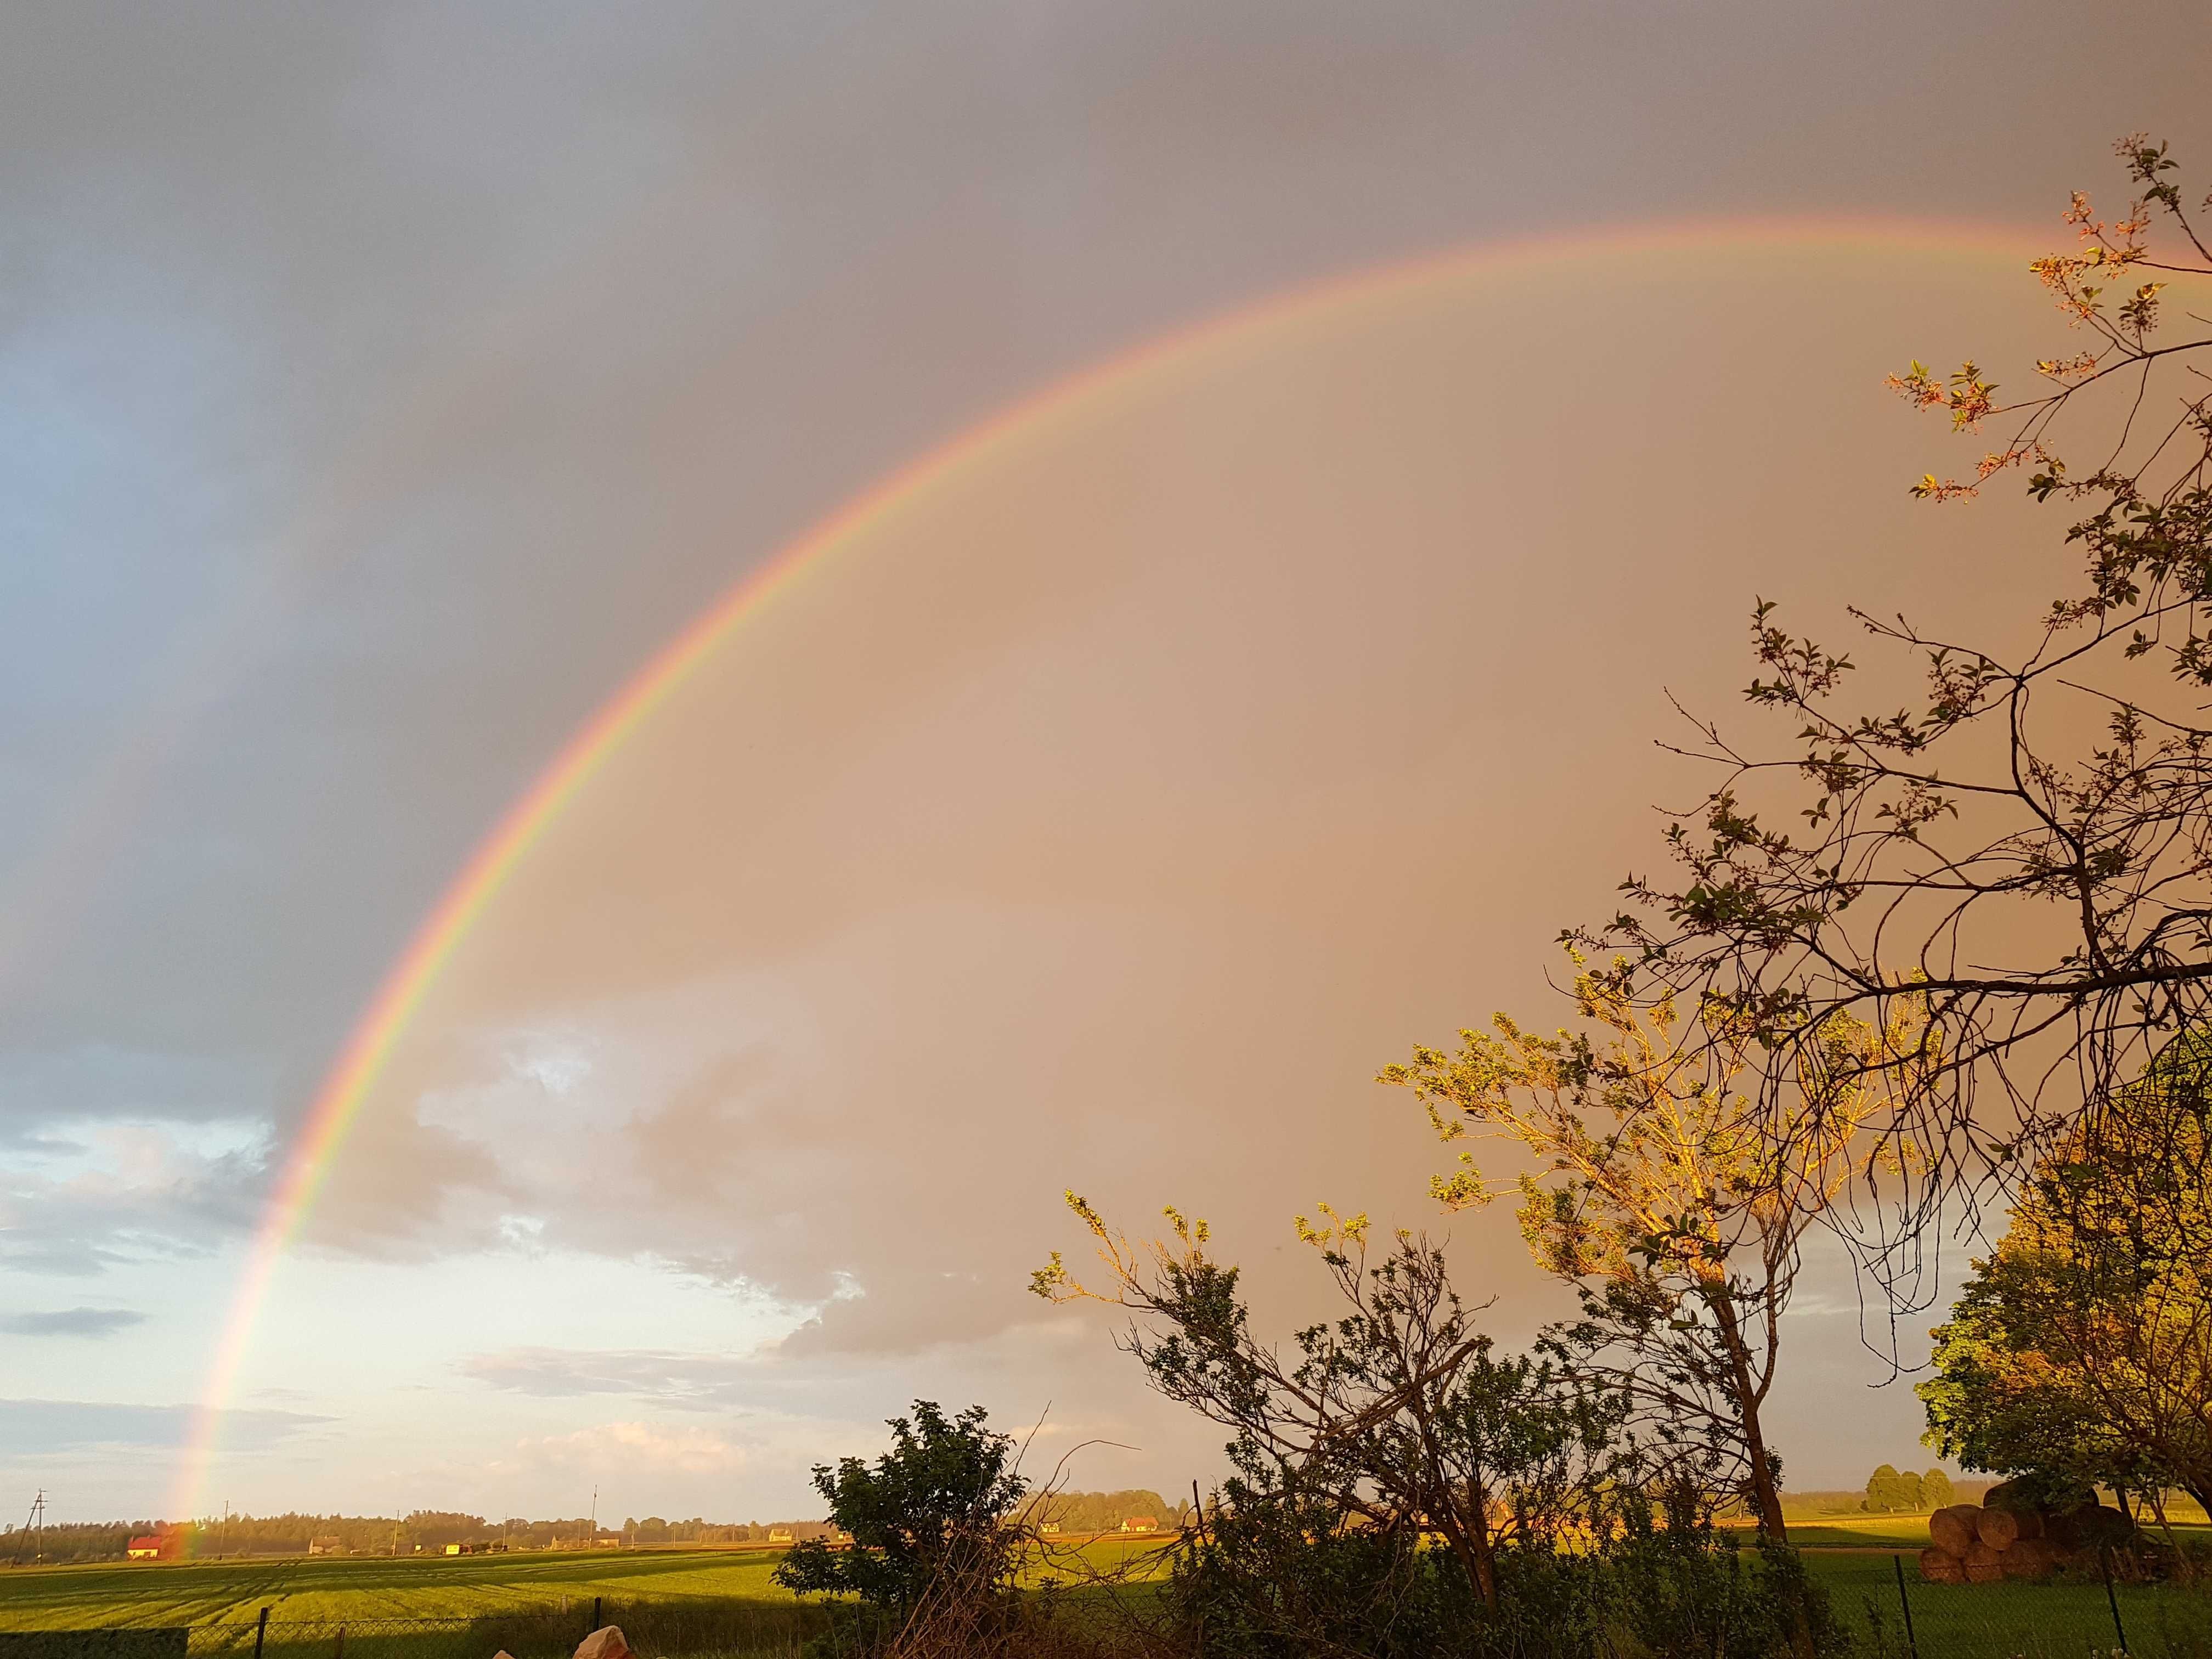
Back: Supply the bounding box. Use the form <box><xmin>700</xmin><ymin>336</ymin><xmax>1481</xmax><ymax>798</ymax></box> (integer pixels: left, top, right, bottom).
<box><xmin>2</xmin><ymin>1</ymin><xmax>2210</xmax><ymax>1526</ymax></box>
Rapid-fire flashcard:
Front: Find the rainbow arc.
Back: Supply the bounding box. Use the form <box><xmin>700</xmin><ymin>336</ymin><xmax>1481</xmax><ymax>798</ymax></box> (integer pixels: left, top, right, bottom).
<box><xmin>172</xmin><ymin>217</ymin><xmax>2035</xmax><ymax>1526</ymax></box>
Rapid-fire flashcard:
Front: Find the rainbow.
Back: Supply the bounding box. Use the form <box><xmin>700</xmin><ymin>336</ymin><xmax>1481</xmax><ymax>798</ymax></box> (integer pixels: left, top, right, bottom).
<box><xmin>173</xmin><ymin>216</ymin><xmax>2037</xmax><ymax>1523</ymax></box>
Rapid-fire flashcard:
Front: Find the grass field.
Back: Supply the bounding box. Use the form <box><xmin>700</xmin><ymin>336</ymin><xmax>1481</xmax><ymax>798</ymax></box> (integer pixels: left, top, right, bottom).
<box><xmin>1778</xmin><ymin>1515</ymin><xmax>1937</xmax><ymax>1551</ymax></box>
<box><xmin>0</xmin><ymin>1537</ymin><xmax>1177</xmax><ymax>1650</ymax></box>
<box><xmin>0</xmin><ymin>1549</ymin><xmax>867</xmax><ymax>1659</ymax></box>
<box><xmin>1805</xmin><ymin>1550</ymin><xmax>2212</xmax><ymax>1659</ymax></box>
<box><xmin>8</xmin><ymin>1533</ymin><xmax>2212</xmax><ymax>1657</ymax></box>
<box><xmin>0</xmin><ymin>1549</ymin><xmax>810</xmax><ymax>1629</ymax></box>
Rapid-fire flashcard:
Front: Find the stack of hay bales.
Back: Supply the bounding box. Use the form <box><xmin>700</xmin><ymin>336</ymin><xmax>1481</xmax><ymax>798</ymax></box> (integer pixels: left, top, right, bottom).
<box><xmin>1917</xmin><ymin>1484</ymin><xmax>2134</xmax><ymax>1583</ymax></box>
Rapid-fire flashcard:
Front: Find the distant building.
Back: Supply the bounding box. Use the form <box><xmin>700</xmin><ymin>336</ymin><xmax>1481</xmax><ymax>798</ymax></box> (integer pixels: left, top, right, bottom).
<box><xmin>443</xmin><ymin>1543</ymin><xmax>473</xmax><ymax>1555</ymax></box>
<box><xmin>1119</xmin><ymin>1517</ymin><xmax>1159</xmax><ymax>1534</ymax></box>
<box><xmin>1038</xmin><ymin>1523</ymin><xmax>1060</xmax><ymax>1536</ymax></box>
<box><xmin>126</xmin><ymin>1536</ymin><xmax>165</xmax><ymax>1561</ymax></box>
<box><xmin>308</xmin><ymin>1537</ymin><xmax>343</xmax><ymax>1556</ymax></box>
<box><xmin>767</xmin><ymin>1527</ymin><xmax>793</xmax><ymax>1543</ymax></box>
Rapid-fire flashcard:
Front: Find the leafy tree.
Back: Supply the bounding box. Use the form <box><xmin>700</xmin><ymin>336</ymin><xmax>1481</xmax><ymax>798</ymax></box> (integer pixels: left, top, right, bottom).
<box><xmin>772</xmin><ymin>1401</ymin><xmax>1026</xmax><ymax>1612</ymax></box>
<box><xmin>1556</xmin><ymin>134</ymin><xmax>2212</xmax><ymax>1318</ymax></box>
<box><xmin>1019</xmin><ymin>1488</ymin><xmax>1185</xmax><ymax>1532</ymax></box>
<box><xmin>1035</xmin><ymin>1198</ymin><xmax>1620</xmax><ymax>1612</ymax></box>
<box><xmin>1921</xmin><ymin>1467</ymin><xmax>1954</xmax><ymax>1510</ymax></box>
<box><xmin>1920</xmin><ymin>1036</ymin><xmax>2212</xmax><ymax>1514</ymax></box>
<box><xmin>1166</xmin><ymin>1471</ymin><xmax>1835</xmax><ymax>1659</ymax></box>
<box><xmin>1381</xmin><ymin>957</ymin><xmax>1917</xmax><ymax>1542</ymax></box>
<box><xmin>1863</xmin><ymin>1466</ymin><xmax>1922</xmax><ymax>1513</ymax></box>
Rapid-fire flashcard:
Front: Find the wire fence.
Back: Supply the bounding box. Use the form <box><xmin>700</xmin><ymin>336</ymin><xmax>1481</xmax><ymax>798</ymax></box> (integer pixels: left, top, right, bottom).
<box><xmin>14</xmin><ymin>1556</ymin><xmax>2212</xmax><ymax>1659</ymax></box>
<box><xmin>1823</xmin><ymin>1548</ymin><xmax>2212</xmax><ymax>1659</ymax></box>
<box><xmin>170</xmin><ymin>1600</ymin><xmax>861</xmax><ymax>1659</ymax></box>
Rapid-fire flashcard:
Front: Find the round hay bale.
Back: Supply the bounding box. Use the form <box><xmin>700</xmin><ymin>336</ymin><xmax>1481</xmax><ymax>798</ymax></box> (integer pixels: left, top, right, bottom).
<box><xmin>2002</xmin><ymin>1538</ymin><xmax>2059</xmax><ymax>1580</ymax></box>
<box><xmin>1964</xmin><ymin>1557</ymin><xmax>2005</xmax><ymax>1584</ymax></box>
<box><xmin>1977</xmin><ymin>1506</ymin><xmax>2024</xmax><ymax>1550</ymax></box>
<box><xmin>2063</xmin><ymin>1503</ymin><xmax>2134</xmax><ymax>1547</ymax></box>
<box><xmin>2046</xmin><ymin>1505</ymin><xmax>2087</xmax><ymax>1551</ymax></box>
<box><xmin>1918</xmin><ymin>1547</ymin><xmax>1967</xmax><ymax>1584</ymax></box>
<box><xmin>1985</xmin><ymin>1479</ymin><xmax>2024</xmax><ymax>1511</ymax></box>
<box><xmin>1929</xmin><ymin>1505</ymin><xmax>1982</xmax><ymax>1556</ymax></box>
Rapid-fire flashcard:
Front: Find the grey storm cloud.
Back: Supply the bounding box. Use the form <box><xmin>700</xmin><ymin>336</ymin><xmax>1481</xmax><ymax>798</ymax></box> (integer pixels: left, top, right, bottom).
<box><xmin>4</xmin><ymin>0</ymin><xmax>2211</xmax><ymax>1521</ymax></box>
<box><xmin>459</xmin><ymin>1347</ymin><xmax>765</xmax><ymax>1410</ymax></box>
<box><xmin>0</xmin><ymin>1122</ymin><xmax>270</xmax><ymax>1277</ymax></box>
<box><xmin>0</xmin><ymin>1399</ymin><xmax>331</xmax><ymax>1455</ymax></box>
<box><xmin>0</xmin><ymin>1307</ymin><xmax>148</xmax><ymax>1338</ymax></box>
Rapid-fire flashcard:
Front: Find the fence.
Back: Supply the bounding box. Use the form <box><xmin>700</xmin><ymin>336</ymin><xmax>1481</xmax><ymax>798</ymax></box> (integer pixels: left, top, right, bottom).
<box><xmin>174</xmin><ymin>1600</ymin><xmax>857</xmax><ymax>1659</ymax></box>
<box><xmin>1824</xmin><ymin>1548</ymin><xmax>2212</xmax><ymax>1659</ymax></box>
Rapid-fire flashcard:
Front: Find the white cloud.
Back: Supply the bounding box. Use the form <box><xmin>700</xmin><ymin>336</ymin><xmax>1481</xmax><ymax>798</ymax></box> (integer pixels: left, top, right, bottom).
<box><xmin>508</xmin><ymin>1420</ymin><xmax>748</xmax><ymax>1477</ymax></box>
<box><xmin>0</xmin><ymin>1117</ymin><xmax>269</xmax><ymax>1275</ymax></box>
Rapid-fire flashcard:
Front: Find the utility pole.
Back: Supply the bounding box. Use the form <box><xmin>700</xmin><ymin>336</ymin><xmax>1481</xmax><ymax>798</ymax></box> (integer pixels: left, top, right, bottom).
<box><xmin>589</xmin><ymin>1486</ymin><xmax>597</xmax><ymax>1543</ymax></box>
<box><xmin>24</xmin><ymin>1491</ymin><xmax>46</xmax><ymax>1563</ymax></box>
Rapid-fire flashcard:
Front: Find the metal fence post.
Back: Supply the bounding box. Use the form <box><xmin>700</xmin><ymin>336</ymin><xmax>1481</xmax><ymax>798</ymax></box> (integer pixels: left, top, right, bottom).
<box><xmin>332</xmin><ymin>1627</ymin><xmax>343</xmax><ymax>1659</ymax></box>
<box><xmin>590</xmin><ymin>1597</ymin><xmax>601</xmax><ymax>1635</ymax></box>
<box><xmin>252</xmin><ymin>1609</ymin><xmax>269</xmax><ymax>1659</ymax></box>
<box><xmin>1891</xmin><ymin>1553</ymin><xmax>1918</xmax><ymax>1659</ymax></box>
<box><xmin>2101</xmin><ymin>1544</ymin><xmax>2130</xmax><ymax>1654</ymax></box>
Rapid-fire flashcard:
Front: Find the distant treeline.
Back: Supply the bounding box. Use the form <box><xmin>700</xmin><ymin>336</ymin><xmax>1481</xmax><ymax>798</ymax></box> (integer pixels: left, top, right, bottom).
<box><xmin>3</xmin><ymin>1522</ymin><xmax>156</xmax><ymax>1566</ymax></box>
<box><xmin>1019</xmin><ymin>1489</ymin><xmax>1192</xmax><ymax>1532</ymax></box>
<box><xmin>2</xmin><ymin>1510</ymin><xmax>849</xmax><ymax>1565</ymax></box>
<box><xmin>1779</xmin><ymin>1478</ymin><xmax>1993</xmax><ymax>1517</ymax></box>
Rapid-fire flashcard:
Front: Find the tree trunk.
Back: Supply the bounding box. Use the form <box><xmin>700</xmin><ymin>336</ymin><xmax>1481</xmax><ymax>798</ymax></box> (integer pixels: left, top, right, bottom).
<box><xmin>1435</xmin><ymin>1477</ymin><xmax>1500</xmax><ymax>1614</ymax></box>
<box><xmin>1708</xmin><ymin>1289</ymin><xmax>1811</xmax><ymax>1659</ymax></box>
<box><xmin>1708</xmin><ymin>1292</ymin><xmax>1788</xmax><ymax>1544</ymax></box>
<box><xmin>2146</xmin><ymin>1489</ymin><xmax>2193</xmax><ymax>1583</ymax></box>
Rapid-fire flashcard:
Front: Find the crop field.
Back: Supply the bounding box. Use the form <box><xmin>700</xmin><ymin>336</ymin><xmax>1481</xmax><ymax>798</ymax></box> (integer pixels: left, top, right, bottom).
<box><xmin>0</xmin><ymin>1548</ymin><xmax>1177</xmax><ymax>1654</ymax></box>
<box><xmin>0</xmin><ymin>1550</ymin><xmax>865</xmax><ymax>1659</ymax></box>
<box><xmin>10</xmin><ymin>1534</ymin><xmax>2212</xmax><ymax>1658</ymax></box>
<box><xmin>0</xmin><ymin>1549</ymin><xmax>811</xmax><ymax>1629</ymax></box>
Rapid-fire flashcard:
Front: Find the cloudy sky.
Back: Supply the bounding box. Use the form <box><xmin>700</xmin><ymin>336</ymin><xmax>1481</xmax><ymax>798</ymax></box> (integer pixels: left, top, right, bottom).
<box><xmin>2</xmin><ymin>1</ymin><xmax>2209</xmax><ymax>1525</ymax></box>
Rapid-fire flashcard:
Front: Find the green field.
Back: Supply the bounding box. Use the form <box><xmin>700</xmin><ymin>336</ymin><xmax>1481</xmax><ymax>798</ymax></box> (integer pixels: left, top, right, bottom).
<box><xmin>0</xmin><ymin>1550</ymin><xmax>838</xmax><ymax>1659</ymax></box>
<box><xmin>9</xmin><ymin>1535</ymin><xmax>2212</xmax><ymax>1658</ymax></box>
<box><xmin>0</xmin><ymin>1538</ymin><xmax>1176</xmax><ymax>1659</ymax></box>
<box><xmin>0</xmin><ymin>1549</ymin><xmax>812</xmax><ymax>1630</ymax></box>
<box><xmin>1804</xmin><ymin>1549</ymin><xmax>2212</xmax><ymax>1659</ymax></box>
<box><xmin>1777</xmin><ymin>1515</ymin><xmax>1937</xmax><ymax>1551</ymax></box>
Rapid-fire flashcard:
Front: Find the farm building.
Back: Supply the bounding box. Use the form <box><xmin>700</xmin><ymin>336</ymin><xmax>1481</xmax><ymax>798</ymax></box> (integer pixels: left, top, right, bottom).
<box><xmin>125</xmin><ymin>1536</ymin><xmax>164</xmax><ymax>1560</ymax></box>
<box><xmin>767</xmin><ymin>1527</ymin><xmax>793</xmax><ymax>1543</ymax></box>
<box><xmin>1120</xmin><ymin>1517</ymin><xmax>1159</xmax><ymax>1534</ymax></box>
<box><xmin>308</xmin><ymin>1537</ymin><xmax>343</xmax><ymax>1556</ymax></box>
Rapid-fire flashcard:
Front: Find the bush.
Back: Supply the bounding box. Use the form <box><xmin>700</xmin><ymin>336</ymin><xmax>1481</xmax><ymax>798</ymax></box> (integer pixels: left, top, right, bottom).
<box><xmin>1164</xmin><ymin>1483</ymin><xmax>1844</xmax><ymax>1659</ymax></box>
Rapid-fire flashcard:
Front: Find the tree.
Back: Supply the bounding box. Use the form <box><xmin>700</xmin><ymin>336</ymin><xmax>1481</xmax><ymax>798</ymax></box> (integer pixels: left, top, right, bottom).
<box><xmin>1921</xmin><ymin>1468</ymin><xmax>1954</xmax><ymax>1510</ymax></box>
<box><xmin>1919</xmin><ymin>1035</ymin><xmax>2212</xmax><ymax>1515</ymax></box>
<box><xmin>1020</xmin><ymin>1489</ymin><xmax>1184</xmax><ymax>1533</ymax></box>
<box><xmin>1381</xmin><ymin>957</ymin><xmax>1915</xmax><ymax>1542</ymax></box>
<box><xmin>1034</xmin><ymin>1198</ymin><xmax>1620</xmax><ymax>1613</ymax></box>
<box><xmin>772</xmin><ymin>1401</ymin><xmax>1027</xmax><ymax>1612</ymax></box>
<box><xmin>1561</xmin><ymin>135</ymin><xmax>2212</xmax><ymax>1318</ymax></box>
<box><xmin>1862</xmin><ymin>1466</ymin><xmax>1922</xmax><ymax>1513</ymax></box>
